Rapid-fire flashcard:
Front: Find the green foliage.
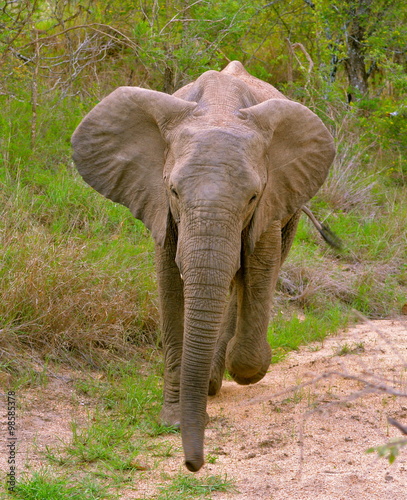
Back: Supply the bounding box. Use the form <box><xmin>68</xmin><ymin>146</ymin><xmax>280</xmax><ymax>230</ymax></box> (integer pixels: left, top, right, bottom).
<box><xmin>130</xmin><ymin>0</ymin><xmax>258</xmax><ymax>91</ymax></box>
<box><xmin>1</xmin><ymin>0</ymin><xmax>407</xmax><ymax>99</ymax></box>
<box><xmin>357</xmin><ymin>96</ymin><xmax>407</xmax><ymax>177</ymax></box>
<box><xmin>313</xmin><ymin>1</ymin><xmax>407</xmax><ymax>77</ymax></box>
<box><xmin>366</xmin><ymin>439</ymin><xmax>407</xmax><ymax>465</ymax></box>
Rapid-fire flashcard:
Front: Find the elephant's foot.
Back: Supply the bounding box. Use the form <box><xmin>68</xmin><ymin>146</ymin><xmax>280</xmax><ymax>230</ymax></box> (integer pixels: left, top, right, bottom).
<box><xmin>208</xmin><ymin>361</ymin><xmax>226</xmax><ymax>396</ymax></box>
<box><xmin>208</xmin><ymin>373</ymin><xmax>223</xmax><ymax>396</ymax></box>
<box><xmin>161</xmin><ymin>404</ymin><xmax>210</xmax><ymax>428</ymax></box>
<box><xmin>228</xmin><ymin>362</ymin><xmax>269</xmax><ymax>385</ymax></box>
<box><xmin>225</xmin><ymin>338</ymin><xmax>271</xmax><ymax>385</ymax></box>
<box><xmin>160</xmin><ymin>403</ymin><xmax>181</xmax><ymax>429</ymax></box>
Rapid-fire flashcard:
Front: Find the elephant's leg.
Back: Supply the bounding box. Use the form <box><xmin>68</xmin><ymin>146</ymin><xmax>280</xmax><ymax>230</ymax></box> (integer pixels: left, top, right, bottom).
<box><xmin>281</xmin><ymin>210</ymin><xmax>301</xmax><ymax>265</ymax></box>
<box><xmin>208</xmin><ymin>285</ymin><xmax>237</xmax><ymax>396</ymax></box>
<box><xmin>155</xmin><ymin>240</ymin><xmax>184</xmax><ymax>428</ymax></box>
<box><xmin>226</xmin><ymin>222</ymin><xmax>282</xmax><ymax>385</ymax></box>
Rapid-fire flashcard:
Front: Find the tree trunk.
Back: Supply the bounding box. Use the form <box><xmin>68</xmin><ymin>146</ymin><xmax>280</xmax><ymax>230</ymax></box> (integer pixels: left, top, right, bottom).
<box><xmin>344</xmin><ymin>27</ymin><xmax>369</xmax><ymax>98</ymax></box>
<box><xmin>343</xmin><ymin>0</ymin><xmax>372</xmax><ymax>99</ymax></box>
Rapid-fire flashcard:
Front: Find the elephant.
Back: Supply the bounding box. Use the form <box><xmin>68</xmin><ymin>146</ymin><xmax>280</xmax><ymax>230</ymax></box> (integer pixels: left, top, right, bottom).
<box><xmin>71</xmin><ymin>61</ymin><xmax>335</xmax><ymax>472</ymax></box>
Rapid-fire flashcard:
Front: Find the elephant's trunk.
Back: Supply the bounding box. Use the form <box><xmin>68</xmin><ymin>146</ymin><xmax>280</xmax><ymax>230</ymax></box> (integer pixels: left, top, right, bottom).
<box><xmin>178</xmin><ymin>214</ymin><xmax>241</xmax><ymax>472</ymax></box>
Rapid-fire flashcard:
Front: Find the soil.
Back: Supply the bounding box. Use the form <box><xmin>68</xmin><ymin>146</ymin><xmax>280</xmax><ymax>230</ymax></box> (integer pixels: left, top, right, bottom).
<box><xmin>2</xmin><ymin>318</ymin><xmax>407</xmax><ymax>499</ymax></box>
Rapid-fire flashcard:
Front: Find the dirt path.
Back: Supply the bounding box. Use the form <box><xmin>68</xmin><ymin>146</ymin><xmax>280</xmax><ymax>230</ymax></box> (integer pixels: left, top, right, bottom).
<box><xmin>204</xmin><ymin>318</ymin><xmax>407</xmax><ymax>500</ymax></box>
<box><xmin>134</xmin><ymin>318</ymin><xmax>407</xmax><ymax>499</ymax></box>
<box><xmin>2</xmin><ymin>319</ymin><xmax>407</xmax><ymax>499</ymax></box>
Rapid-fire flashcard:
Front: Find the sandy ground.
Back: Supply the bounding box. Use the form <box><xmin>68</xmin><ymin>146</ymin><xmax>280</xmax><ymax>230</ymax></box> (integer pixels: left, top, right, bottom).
<box><xmin>1</xmin><ymin>318</ymin><xmax>407</xmax><ymax>499</ymax></box>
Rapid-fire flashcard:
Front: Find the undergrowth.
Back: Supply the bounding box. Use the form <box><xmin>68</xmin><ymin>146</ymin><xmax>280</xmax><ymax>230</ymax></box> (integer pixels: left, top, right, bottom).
<box><xmin>0</xmin><ymin>96</ymin><xmax>158</xmax><ymax>373</ymax></box>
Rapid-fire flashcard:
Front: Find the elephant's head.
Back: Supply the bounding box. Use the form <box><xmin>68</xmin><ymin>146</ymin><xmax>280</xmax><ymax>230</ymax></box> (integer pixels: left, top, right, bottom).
<box><xmin>72</xmin><ymin>61</ymin><xmax>335</xmax><ymax>472</ymax></box>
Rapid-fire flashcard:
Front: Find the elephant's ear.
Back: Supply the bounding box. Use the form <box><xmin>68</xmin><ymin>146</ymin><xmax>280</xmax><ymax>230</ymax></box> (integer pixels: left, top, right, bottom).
<box><xmin>240</xmin><ymin>99</ymin><xmax>335</xmax><ymax>253</ymax></box>
<box><xmin>71</xmin><ymin>87</ymin><xmax>196</xmax><ymax>246</ymax></box>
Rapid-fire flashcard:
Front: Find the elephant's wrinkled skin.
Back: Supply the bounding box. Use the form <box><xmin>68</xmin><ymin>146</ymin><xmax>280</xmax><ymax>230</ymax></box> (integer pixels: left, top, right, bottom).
<box><xmin>71</xmin><ymin>61</ymin><xmax>335</xmax><ymax>472</ymax></box>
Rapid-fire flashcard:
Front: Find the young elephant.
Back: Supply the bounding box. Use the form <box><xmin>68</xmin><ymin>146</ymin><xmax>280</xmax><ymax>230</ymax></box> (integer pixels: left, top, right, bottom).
<box><xmin>71</xmin><ymin>61</ymin><xmax>335</xmax><ymax>472</ymax></box>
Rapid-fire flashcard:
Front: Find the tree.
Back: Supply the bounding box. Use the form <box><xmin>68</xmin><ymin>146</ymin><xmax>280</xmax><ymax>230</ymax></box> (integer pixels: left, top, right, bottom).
<box><xmin>313</xmin><ymin>0</ymin><xmax>407</xmax><ymax>100</ymax></box>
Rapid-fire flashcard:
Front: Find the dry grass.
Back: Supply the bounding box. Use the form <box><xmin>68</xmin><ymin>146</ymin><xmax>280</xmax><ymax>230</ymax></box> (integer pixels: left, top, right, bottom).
<box><xmin>318</xmin><ymin>113</ymin><xmax>379</xmax><ymax>212</ymax></box>
<box><xmin>278</xmin><ymin>105</ymin><xmax>407</xmax><ymax>320</ymax></box>
<box><xmin>0</xmin><ymin>206</ymin><xmax>158</xmax><ymax>373</ymax></box>
<box><xmin>278</xmin><ymin>258</ymin><xmax>403</xmax><ymax>317</ymax></box>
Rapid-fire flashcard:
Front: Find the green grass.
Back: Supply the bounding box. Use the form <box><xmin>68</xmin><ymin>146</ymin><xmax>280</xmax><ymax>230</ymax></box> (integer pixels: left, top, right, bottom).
<box><xmin>41</xmin><ymin>362</ymin><xmax>177</xmax><ymax>481</ymax></box>
<box><xmin>156</xmin><ymin>473</ymin><xmax>236</xmax><ymax>499</ymax></box>
<box><xmin>74</xmin><ymin>362</ymin><xmax>174</xmax><ymax>434</ymax></box>
<box><xmin>335</xmin><ymin>341</ymin><xmax>365</xmax><ymax>356</ymax></box>
<box><xmin>5</xmin><ymin>471</ymin><xmax>112</xmax><ymax>500</ymax></box>
<box><xmin>8</xmin><ymin>362</ymin><xmax>228</xmax><ymax>499</ymax></box>
<box><xmin>268</xmin><ymin>306</ymin><xmax>350</xmax><ymax>363</ymax></box>
<box><xmin>282</xmin><ymin>195</ymin><xmax>406</xmax><ymax>318</ymax></box>
<box><xmin>65</xmin><ymin>419</ymin><xmax>140</xmax><ymax>467</ymax></box>
<box><xmin>0</xmin><ymin>149</ymin><xmax>158</xmax><ymax>371</ymax></box>
<box><xmin>0</xmin><ymin>93</ymin><xmax>157</xmax><ymax>362</ymax></box>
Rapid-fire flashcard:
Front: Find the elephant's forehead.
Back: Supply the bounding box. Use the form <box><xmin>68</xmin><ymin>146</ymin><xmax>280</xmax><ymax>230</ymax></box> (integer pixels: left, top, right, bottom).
<box><xmin>172</xmin><ymin>125</ymin><xmax>263</xmax><ymax>160</ymax></box>
<box><xmin>168</xmin><ymin>126</ymin><xmax>264</xmax><ymax>194</ymax></box>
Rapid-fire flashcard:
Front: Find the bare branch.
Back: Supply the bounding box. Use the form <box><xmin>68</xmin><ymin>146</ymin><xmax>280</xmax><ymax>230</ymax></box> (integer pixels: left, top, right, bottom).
<box><xmin>388</xmin><ymin>417</ymin><xmax>407</xmax><ymax>436</ymax></box>
<box><xmin>158</xmin><ymin>0</ymin><xmax>206</xmax><ymax>35</ymax></box>
<box><xmin>18</xmin><ymin>23</ymin><xmax>140</xmax><ymax>52</ymax></box>
<box><xmin>289</xmin><ymin>41</ymin><xmax>314</xmax><ymax>76</ymax></box>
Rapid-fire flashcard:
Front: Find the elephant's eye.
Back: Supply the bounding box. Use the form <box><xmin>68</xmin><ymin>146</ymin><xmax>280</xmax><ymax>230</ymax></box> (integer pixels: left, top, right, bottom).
<box><xmin>249</xmin><ymin>194</ymin><xmax>257</xmax><ymax>204</ymax></box>
<box><xmin>170</xmin><ymin>187</ymin><xmax>179</xmax><ymax>198</ymax></box>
